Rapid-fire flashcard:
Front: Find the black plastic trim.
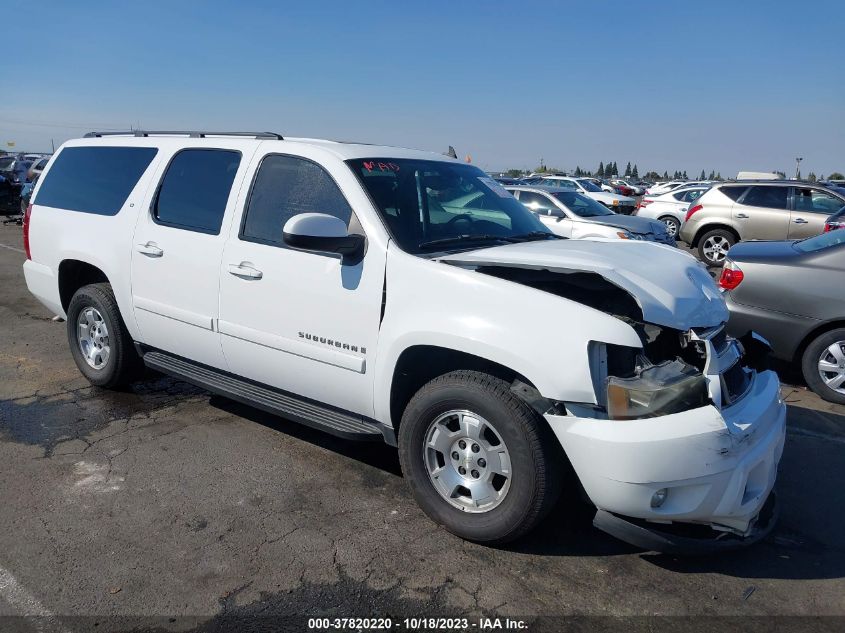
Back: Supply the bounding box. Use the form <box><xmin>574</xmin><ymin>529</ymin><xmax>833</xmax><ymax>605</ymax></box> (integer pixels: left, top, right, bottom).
<box><xmin>141</xmin><ymin>349</ymin><xmax>387</xmax><ymax>442</ymax></box>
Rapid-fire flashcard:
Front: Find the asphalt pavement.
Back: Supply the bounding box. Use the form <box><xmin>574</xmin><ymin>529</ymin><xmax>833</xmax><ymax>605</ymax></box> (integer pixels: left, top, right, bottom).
<box><xmin>0</xmin><ymin>223</ymin><xmax>843</xmax><ymax>632</ymax></box>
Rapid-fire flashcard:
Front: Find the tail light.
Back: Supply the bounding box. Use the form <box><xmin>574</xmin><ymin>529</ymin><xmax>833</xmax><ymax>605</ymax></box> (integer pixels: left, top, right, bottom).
<box><xmin>718</xmin><ymin>260</ymin><xmax>744</xmax><ymax>290</ymax></box>
<box><xmin>637</xmin><ymin>199</ymin><xmax>654</xmax><ymax>209</ymax></box>
<box><xmin>685</xmin><ymin>204</ymin><xmax>703</xmax><ymax>222</ymax></box>
<box><xmin>23</xmin><ymin>203</ymin><xmax>32</xmax><ymax>260</ymax></box>
<box><xmin>824</xmin><ymin>220</ymin><xmax>844</xmax><ymax>232</ymax></box>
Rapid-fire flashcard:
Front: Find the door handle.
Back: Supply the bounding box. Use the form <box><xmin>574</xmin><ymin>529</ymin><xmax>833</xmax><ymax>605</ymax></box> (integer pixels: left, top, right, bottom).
<box><xmin>227</xmin><ymin>262</ymin><xmax>263</xmax><ymax>279</ymax></box>
<box><xmin>793</xmin><ymin>218</ymin><xmax>808</xmax><ymax>224</ymax></box>
<box><xmin>136</xmin><ymin>242</ymin><xmax>163</xmax><ymax>257</ymax></box>
<box><xmin>736</xmin><ymin>213</ymin><xmax>749</xmax><ymax>219</ymax></box>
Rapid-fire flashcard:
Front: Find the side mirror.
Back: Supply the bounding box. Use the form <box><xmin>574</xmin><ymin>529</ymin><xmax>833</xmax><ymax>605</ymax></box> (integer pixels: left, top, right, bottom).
<box><xmin>282</xmin><ymin>213</ymin><xmax>365</xmax><ymax>264</ymax></box>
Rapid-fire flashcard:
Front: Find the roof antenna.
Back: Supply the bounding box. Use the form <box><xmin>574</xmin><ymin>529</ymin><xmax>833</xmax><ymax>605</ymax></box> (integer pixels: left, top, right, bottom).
<box><xmin>444</xmin><ymin>146</ymin><xmax>457</xmax><ymax>159</ymax></box>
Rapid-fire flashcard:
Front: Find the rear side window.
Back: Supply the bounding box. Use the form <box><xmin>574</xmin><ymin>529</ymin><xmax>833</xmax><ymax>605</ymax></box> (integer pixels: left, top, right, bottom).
<box><xmin>740</xmin><ymin>185</ymin><xmax>788</xmax><ymax>209</ymax></box>
<box><xmin>154</xmin><ymin>149</ymin><xmax>241</xmax><ymax>234</ymax></box>
<box><xmin>34</xmin><ymin>146</ymin><xmax>157</xmax><ymax>215</ymax></box>
<box><xmin>240</xmin><ymin>154</ymin><xmax>353</xmax><ymax>246</ymax></box>
<box><xmin>720</xmin><ymin>185</ymin><xmax>749</xmax><ymax>202</ymax></box>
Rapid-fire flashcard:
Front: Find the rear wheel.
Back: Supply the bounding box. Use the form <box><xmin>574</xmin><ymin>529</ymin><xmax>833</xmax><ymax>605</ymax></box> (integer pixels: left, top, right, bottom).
<box><xmin>67</xmin><ymin>283</ymin><xmax>141</xmax><ymax>388</ymax></box>
<box><xmin>398</xmin><ymin>370</ymin><xmax>562</xmax><ymax>544</ymax></box>
<box><xmin>802</xmin><ymin>329</ymin><xmax>845</xmax><ymax>405</ymax></box>
<box><xmin>698</xmin><ymin>229</ymin><xmax>736</xmax><ymax>266</ymax></box>
<box><xmin>659</xmin><ymin>215</ymin><xmax>681</xmax><ymax>238</ymax></box>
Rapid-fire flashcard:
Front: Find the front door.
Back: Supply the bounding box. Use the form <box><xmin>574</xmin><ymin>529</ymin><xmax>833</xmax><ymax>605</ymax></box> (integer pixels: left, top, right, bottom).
<box><xmin>218</xmin><ymin>151</ymin><xmax>386</xmax><ymax>416</ymax></box>
<box><xmin>131</xmin><ymin>144</ymin><xmax>253</xmax><ymax>369</ymax></box>
<box><xmin>789</xmin><ymin>187</ymin><xmax>845</xmax><ymax>239</ymax></box>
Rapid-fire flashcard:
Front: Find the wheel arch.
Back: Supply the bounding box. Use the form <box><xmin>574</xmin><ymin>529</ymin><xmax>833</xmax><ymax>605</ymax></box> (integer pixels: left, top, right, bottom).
<box><xmin>58</xmin><ymin>259</ymin><xmax>111</xmax><ymax>313</ymax></box>
<box><xmin>388</xmin><ymin>344</ymin><xmax>539</xmax><ymax>434</ymax></box>
<box><xmin>793</xmin><ymin>319</ymin><xmax>845</xmax><ymax>365</ymax></box>
<box><xmin>692</xmin><ymin>223</ymin><xmax>740</xmax><ymax>248</ymax></box>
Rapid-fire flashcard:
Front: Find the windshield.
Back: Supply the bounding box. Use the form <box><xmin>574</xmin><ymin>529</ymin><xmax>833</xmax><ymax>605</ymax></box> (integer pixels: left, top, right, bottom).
<box><xmin>794</xmin><ymin>228</ymin><xmax>845</xmax><ymax>253</ymax></box>
<box><xmin>551</xmin><ymin>191</ymin><xmax>613</xmax><ymax>217</ymax></box>
<box><xmin>347</xmin><ymin>159</ymin><xmax>551</xmax><ymax>254</ymax></box>
<box><xmin>576</xmin><ymin>179</ymin><xmax>602</xmax><ymax>192</ymax></box>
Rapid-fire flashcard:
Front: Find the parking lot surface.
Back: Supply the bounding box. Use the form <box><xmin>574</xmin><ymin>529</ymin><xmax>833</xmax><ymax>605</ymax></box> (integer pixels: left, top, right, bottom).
<box><xmin>0</xmin><ymin>223</ymin><xmax>843</xmax><ymax>630</ymax></box>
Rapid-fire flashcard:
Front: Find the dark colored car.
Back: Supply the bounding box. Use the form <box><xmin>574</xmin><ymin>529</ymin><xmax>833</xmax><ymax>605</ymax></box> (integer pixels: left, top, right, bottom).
<box><xmin>720</xmin><ymin>230</ymin><xmax>845</xmax><ymax>403</ymax></box>
<box><xmin>1</xmin><ymin>158</ymin><xmax>32</xmax><ymax>213</ymax></box>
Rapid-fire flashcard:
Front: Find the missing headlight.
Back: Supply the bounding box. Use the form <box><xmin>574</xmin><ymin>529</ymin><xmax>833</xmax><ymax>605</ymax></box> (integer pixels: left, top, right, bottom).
<box><xmin>607</xmin><ymin>359</ymin><xmax>709</xmax><ymax>420</ymax></box>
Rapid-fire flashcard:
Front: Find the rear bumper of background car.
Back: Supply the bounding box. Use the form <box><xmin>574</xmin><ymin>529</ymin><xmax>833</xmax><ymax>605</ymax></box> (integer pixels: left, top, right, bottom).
<box><xmin>545</xmin><ymin>370</ymin><xmax>786</xmax><ymax>552</ymax></box>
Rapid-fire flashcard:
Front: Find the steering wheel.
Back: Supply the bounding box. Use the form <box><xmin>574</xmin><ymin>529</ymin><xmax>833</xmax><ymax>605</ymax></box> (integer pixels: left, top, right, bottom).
<box><xmin>445</xmin><ymin>213</ymin><xmax>474</xmax><ymax>227</ymax></box>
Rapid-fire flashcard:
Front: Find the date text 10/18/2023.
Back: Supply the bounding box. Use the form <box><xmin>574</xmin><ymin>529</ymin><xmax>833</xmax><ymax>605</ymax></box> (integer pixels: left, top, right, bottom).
<box><xmin>308</xmin><ymin>617</ymin><xmax>529</xmax><ymax>630</ymax></box>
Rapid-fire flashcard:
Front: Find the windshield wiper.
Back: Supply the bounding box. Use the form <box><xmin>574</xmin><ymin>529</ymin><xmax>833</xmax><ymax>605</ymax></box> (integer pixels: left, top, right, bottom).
<box><xmin>508</xmin><ymin>231</ymin><xmax>564</xmax><ymax>242</ymax></box>
<box><xmin>417</xmin><ymin>234</ymin><xmax>518</xmax><ymax>250</ymax></box>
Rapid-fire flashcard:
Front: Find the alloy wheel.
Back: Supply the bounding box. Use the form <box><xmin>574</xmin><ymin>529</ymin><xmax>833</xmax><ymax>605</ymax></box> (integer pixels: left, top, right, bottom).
<box><xmin>818</xmin><ymin>341</ymin><xmax>845</xmax><ymax>395</ymax></box>
<box><xmin>77</xmin><ymin>306</ymin><xmax>111</xmax><ymax>369</ymax></box>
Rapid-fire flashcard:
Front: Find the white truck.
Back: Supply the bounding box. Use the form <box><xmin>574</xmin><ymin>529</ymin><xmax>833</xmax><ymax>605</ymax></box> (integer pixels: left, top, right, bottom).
<box><xmin>23</xmin><ymin>131</ymin><xmax>785</xmax><ymax>552</ymax></box>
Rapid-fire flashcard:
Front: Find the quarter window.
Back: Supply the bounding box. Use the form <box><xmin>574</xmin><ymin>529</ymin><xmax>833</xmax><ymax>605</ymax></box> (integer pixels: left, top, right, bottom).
<box><xmin>241</xmin><ymin>154</ymin><xmax>353</xmax><ymax>246</ymax></box>
<box><xmin>720</xmin><ymin>186</ymin><xmax>749</xmax><ymax>202</ymax></box>
<box><xmin>154</xmin><ymin>149</ymin><xmax>241</xmax><ymax>234</ymax></box>
<box><xmin>34</xmin><ymin>146</ymin><xmax>158</xmax><ymax>215</ymax></box>
<box><xmin>740</xmin><ymin>186</ymin><xmax>788</xmax><ymax>210</ymax></box>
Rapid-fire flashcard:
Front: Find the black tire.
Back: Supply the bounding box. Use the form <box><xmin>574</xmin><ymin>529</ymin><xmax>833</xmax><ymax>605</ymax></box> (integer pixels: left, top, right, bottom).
<box><xmin>697</xmin><ymin>228</ymin><xmax>736</xmax><ymax>266</ymax></box>
<box><xmin>398</xmin><ymin>370</ymin><xmax>563</xmax><ymax>544</ymax></box>
<box><xmin>67</xmin><ymin>283</ymin><xmax>141</xmax><ymax>389</ymax></box>
<box><xmin>802</xmin><ymin>328</ymin><xmax>845</xmax><ymax>405</ymax></box>
<box><xmin>659</xmin><ymin>215</ymin><xmax>681</xmax><ymax>238</ymax></box>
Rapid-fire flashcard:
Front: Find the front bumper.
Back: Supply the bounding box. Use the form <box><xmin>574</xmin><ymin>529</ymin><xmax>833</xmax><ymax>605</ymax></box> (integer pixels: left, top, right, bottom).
<box><xmin>545</xmin><ymin>369</ymin><xmax>785</xmax><ymax>550</ymax></box>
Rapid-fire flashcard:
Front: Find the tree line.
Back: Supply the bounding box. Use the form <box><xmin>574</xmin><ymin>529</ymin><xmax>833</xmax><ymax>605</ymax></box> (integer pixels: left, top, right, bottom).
<box><xmin>505</xmin><ymin>161</ymin><xmax>722</xmax><ymax>181</ymax></box>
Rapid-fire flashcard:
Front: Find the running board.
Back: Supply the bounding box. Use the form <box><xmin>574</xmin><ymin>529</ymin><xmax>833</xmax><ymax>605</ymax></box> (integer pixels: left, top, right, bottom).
<box><xmin>142</xmin><ymin>351</ymin><xmax>385</xmax><ymax>442</ymax></box>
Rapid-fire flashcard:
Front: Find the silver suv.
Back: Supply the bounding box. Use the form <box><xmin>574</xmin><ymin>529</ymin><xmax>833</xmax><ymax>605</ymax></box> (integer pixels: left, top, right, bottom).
<box><xmin>679</xmin><ymin>181</ymin><xmax>845</xmax><ymax>266</ymax></box>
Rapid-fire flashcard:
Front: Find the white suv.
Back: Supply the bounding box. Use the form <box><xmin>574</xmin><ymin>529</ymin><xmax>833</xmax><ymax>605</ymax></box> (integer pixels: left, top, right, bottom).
<box><xmin>23</xmin><ymin>131</ymin><xmax>785</xmax><ymax>551</ymax></box>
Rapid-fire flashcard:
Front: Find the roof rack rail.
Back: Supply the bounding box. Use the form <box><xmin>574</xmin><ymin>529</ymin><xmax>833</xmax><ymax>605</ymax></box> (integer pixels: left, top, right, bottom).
<box><xmin>83</xmin><ymin>130</ymin><xmax>284</xmax><ymax>140</ymax></box>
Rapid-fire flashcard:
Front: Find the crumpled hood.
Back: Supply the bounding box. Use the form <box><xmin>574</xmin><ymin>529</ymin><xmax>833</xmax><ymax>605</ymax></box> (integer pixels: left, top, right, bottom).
<box><xmin>583</xmin><ymin>214</ymin><xmax>667</xmax><ymax>235</ymax></box>
<box><xmin>437</xmin><ymin>239</ymin><xmax>727</xmax><ymax>330</ymax></box>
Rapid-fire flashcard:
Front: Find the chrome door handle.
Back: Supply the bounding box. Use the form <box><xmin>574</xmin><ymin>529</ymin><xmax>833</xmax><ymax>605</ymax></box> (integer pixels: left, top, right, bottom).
<box><xmin>136</xmin><ymin>242</ymin><xmax>163</xmax><ymax>257</ymax></box>
<box><xmin>793</xmin><ymin>218</ymin><xmax>808</xmax><ymax>224</ymax></box>
<box><xmin>736</xmin><ymin>213</ymin><xmax>749</xmax><ymax>219</ymax></box>
<box><xmin>227</xmin><ymin>263</ymin><xmax>263</xmax><ymax>279</ymax></box>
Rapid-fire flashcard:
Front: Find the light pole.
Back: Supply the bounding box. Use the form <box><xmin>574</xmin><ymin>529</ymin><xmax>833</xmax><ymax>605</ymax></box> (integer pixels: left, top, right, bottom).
<box><xmin>795</xmin><ymin>157</ymin><xmax>803</xmax><ymax>179</ymax></box>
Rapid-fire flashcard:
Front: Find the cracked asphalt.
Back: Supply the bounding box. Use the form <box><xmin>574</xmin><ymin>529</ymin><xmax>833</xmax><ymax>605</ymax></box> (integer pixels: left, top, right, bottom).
<box><xmin>0</xmin><ymin>223</ymin><xmax>844</xmax><ymax>631</ymax></box>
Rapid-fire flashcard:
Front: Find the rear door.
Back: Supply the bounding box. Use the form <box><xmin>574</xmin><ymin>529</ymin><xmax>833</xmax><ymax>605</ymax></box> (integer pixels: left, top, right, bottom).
<box><xmin>131</xmin><ymin>143</ymin><xmax>255</xmax><ymax>369</ymax></box>
<box><xmin>789</xmin><ymin>186</ymin><xmax>845</xmax><ymax>239</ymax></box>
<box><xmin>732</xmin><ymin>185</ymin><xmax>790</xmax><ymax>240</ymax></box>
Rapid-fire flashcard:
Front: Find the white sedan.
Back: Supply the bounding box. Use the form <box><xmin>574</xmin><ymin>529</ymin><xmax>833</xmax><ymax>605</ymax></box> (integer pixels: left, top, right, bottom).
<box><xmin>507</xmin><ymin>185</ymin><xmax>675</xmax><ymax>245</ymax></box>
<box><xmin>634</xmin><ymin>185</ymin><xmax>710</xmax><ymax>237</ymax></box>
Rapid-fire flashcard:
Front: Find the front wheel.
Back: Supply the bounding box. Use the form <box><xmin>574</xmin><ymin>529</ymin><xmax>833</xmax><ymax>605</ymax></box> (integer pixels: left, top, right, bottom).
<box><xmin>398</xmin><ymin>371</ymin><xmax>562</xmax><ymax>544</ymax></box>
<box><xmin>698</xmin><ymin>229</ymin><xmax>736</xmax><ymax>266</ymax></box>
<box><xmin>802</xmin><ymin>328</ymin><xmax>845</xmax><ymax>405</ymax></box>
<box><xmin>659</xmin><ymin>215</ymin><xmax>681</xmax><ymax>238</ymax></box>
<box><xmin>67</xmin><ymin>283</ymin><xmax>141</xmax><ymax>389</ymax></box>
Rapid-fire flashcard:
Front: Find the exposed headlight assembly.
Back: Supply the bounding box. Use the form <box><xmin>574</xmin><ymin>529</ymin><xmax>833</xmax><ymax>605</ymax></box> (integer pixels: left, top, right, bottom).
<box><xmin>607</xmin><ymin>359</ymin><xmax>709</xmax><ymax>420</ymax></box>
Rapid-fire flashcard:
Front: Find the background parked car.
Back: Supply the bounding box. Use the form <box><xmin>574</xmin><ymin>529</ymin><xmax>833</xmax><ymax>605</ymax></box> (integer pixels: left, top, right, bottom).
<box><xmin>646</xmin><ymin>181</ymin><xmax>687</xmax><ymax>195</ymax></box>
<box><xmin>535</xmin><ymin>176</ymin><xmax>637</xmax><ymax>214</ymax></box>
<box><xmin>679</xmin><ymin>181</ymin><xmax>845</xmax><ymax>266</ymax></box>
<box><xmin>611</xmin><ymin>179</ymin><xmax>645</xmax><ymax>196</ymax></box>
<box><xmin>506</xmin><ymin>185</ymin><xmax>675</xmax><ymax>244</ymax></box>
<box><xmin>26</xmin><ymin>156</ymin><xmax>50</xmax><ymax>182</ymax></box>
<box><xmin>634</xmin><ymin>185</ymin><xmax>710</xmax><ymax>237</ymax></box>
<box><xmin>0</xmin><ymin>158</ymin><xmax>32</xmax><ymax>212</ymax></box>
<box><xmin>720</xmin><ymin>229</ymin><xmax>845</xmax><ymax>403</ymax></box>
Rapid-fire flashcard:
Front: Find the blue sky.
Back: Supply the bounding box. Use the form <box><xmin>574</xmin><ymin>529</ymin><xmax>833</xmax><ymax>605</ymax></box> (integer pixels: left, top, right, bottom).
<box><xmin>1</xmin><ymin>0</ymin><xmax>843</xmax><ymax>176</ymax></box>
